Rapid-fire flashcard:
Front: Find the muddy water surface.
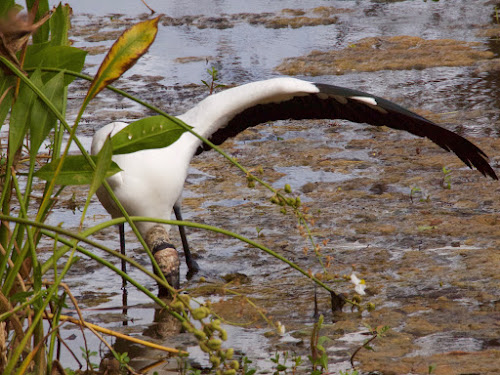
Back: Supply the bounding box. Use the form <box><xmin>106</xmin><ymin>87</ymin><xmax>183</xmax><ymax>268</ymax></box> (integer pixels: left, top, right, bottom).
<box><xmin>42</xmin><ymin>1</ymin><xmax>500</xmax><ymax>374</ymax></box>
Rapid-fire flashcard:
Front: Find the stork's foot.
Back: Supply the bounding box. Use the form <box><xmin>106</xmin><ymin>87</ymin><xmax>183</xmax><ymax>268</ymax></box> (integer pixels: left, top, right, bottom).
<box><xmin>186</xmin><ymin>258</ymin><xmax>200</xmax><ymax>280</ymax></box>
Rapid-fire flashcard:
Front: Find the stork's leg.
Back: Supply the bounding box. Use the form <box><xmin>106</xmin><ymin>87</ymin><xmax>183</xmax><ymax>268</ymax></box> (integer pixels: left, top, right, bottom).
<box><xmin>118</xmin><ymin>223</ymin><xmax>128</xmax><ymax>322</ymax></box>
<box><xmin>173</xmin><ymin>204</ymin><xmax>200</xmax><ymax>278</ymax></box>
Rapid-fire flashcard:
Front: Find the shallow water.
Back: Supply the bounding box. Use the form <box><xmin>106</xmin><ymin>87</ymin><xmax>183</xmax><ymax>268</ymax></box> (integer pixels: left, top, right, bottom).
<box><xmin>36</xmin><ymin>1</ymin><xmax>500</xmax><ymax>373</ymax></box>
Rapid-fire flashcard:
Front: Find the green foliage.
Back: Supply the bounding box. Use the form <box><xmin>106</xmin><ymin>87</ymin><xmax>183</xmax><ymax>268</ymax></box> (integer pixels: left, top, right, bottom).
<box><xmin>24</xmin><ymin>45</ymin><xmax>87</xmax><ymax>84</ymax></box>
<box><xmin>442</xmin><ymin>166</ymin><xmax>452</xmax><ymax>189</ymax></box>
<box><xmin>80</xmin><ymin>347</ymin><xmax>99</xmax><ymax>371</ymax></box>
<box><xmin>26</xmin><ymin>0</ymin><xmax>50</xmax><ymax>43</ymax></box>
<box><xmin>0</xmin><ymin>0</ymin><xmax>16</xmax><ymax>18</ymax></box>
<box><xmin>202</xmin><ymin>65</ymin><xmax>226</xmax><ymax>94</ymax></box>
<box><xmin>349</xmin><ymin>324</ymin><xmax>390</xmax><ymax>368</ymax></box>
<box><xmin>410</xmin><ymin>186</ymin><xmax>430</xmax><ymax>203</ymax></box>
<box><xmin>0</xmin><ymin>3</ymin><xmax>173</xmax><ymax>374</ymax></box>
<box><xmin>241</xmin><ymin>356</ymin><xmax>257</xmax><ymax>375</ymax></box>
<box><xmin>28</xmin><ymin>71</ymin><xmax>65</xmax><ymax>160</ymax></box>
<box><xmin>34</xmin><ymin>155</ymin><xmax>122</xmax><ymax>185</ymax></box>
<box><xmin>270</xmin><ymin>351</ymin><xmax>303</xmax><ymax>375</ymax></box>
<box><xmin>339</xmin><ymin>370</ymin><xmax>359</xmax><ymax>375</ymax></box>
<box><xmin>116</xmin><ymin>351</ymin><xmax>131</xmax><ymax>370</ymax></box>
<box><xmin>111</xmin><ymin>115</ymin><xmax>190</xmax><ymax>154</ymax></box>
<box><xmin>309</xmin><ymin>315</ymin><xmax>329</xmax><ymax>374</ymax></box>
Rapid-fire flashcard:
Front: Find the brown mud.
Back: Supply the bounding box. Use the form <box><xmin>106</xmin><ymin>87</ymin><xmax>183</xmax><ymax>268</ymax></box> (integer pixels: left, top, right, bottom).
<box><xmin>276</xmin><ymin>36</ymin><xmax>495</xmax><ymax>76</ymax></box>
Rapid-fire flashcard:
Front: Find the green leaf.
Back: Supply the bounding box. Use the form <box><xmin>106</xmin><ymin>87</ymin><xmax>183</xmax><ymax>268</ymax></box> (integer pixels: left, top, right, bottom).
<box><xmin>26</xmin><ymin>0</ymin><xmax>50</xmax><ymax>44</ymax></box>
<box><xmin>317</xmin><ymin>336</ymin><xmax>328</xmax><ymax>346</ymax></box>
<box><xmin>84</xmin><ymin>16</ymin><xmax>160</xmax><ymax>106</ymax></box>
<box><xmin>10</xmin><ymin>291</ymin><xmax>35</xmax><ymax>304</ymax></box>
<box><xmin>0</xmin><ymin>1</ymin><xmax>15</xmax><ymax>18</ymax></box>
<box><xmin>35</xmin><ymin>155</ymin><xmax>122</xmax><ymax>186</ymax></box>
<box><xmin>49</xmin><ymin>3</ymin><xmax>71</xmax><ymax>46</ymax></box>
<box><xmin>29</xmin><ymin>71</ymin><xmax>65</xmax><ymax>160</ymax></box>
<box><xmin>111</xmin><ymin>115</ymin><xmax>189</xmax><ymax>154</ymax></box>
<box><xmin>24</xmin><ymin>45</ymin><xmax>87</xmax><ymax>85</ymax></box>
<box><xmin>9</xmin><ymin>69</ymin><xmax>43</xmax><ymax>160</ymax></box>
<box><xmin>89</xmin><ymin>136</ymin><xmax>113</xmax><ymax>197</ymax></box>
<box><xmin>0</xmin><ymin>70</ymin><xmax>15</xmax><ymax>128</ymax></box>
<box><xmin>320</xmin><ymin>353</ymin><xmax>328</xmax><ymax>369</ymax></box>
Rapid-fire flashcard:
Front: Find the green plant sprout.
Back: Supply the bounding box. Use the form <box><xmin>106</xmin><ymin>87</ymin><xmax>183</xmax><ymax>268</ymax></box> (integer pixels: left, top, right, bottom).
<box><xmin>202</xmin><ymin>65</ymin><xmax>226</xmax><ymax>95</ymax></box>
<box><xmin>80</xmin><ymin>347</ymin><xmax>99</xmax><ymax>371</ymax></box>
<box><xmin>410</xmin><ymin>186</ymin><xmax>430</xmax><ymax>203</ymax></box>
<box><xmin>350</xmin><ymin>324</ymin><xmax>390</xmax><ymax>368</ymax></box>
<box><xmin>241</xmin><ymin>356</ymin><xmax>257</xmax><ymax>375</ymax></box>
<box><xmin>442</xmin><ymin>166</ymin><xmax>452</xmax><ymax>189</ymax></box>
<box><xmin>309</xmin><ymin>315</ymin><xmax>329</xmax><ymax>374</ymax></box>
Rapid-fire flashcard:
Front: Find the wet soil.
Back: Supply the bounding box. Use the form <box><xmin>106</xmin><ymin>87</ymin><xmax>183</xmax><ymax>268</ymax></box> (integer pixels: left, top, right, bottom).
<box><xmin>181</xmin><ymin>120</ymin><xmax>500</xmax><ymax>374</ymax></box>
<box><xmin>34</xmin><ymin>1</ymin><xmax>500</xmax><ymax>374</ymax></box>
<box><xmin>160</xmin><ymin>6</ymin><xmax>348</xmax><ymax>30</ymax></box>
<box><xmin>276</xmin><ymin>36</ymin><xmax>495</xmax><ymax>76</ymax></box>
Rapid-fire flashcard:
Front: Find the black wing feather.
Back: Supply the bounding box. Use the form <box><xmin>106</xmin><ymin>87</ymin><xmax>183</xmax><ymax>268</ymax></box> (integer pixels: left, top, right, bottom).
<box><xmin>196</xmin><ymin>83</ymin><xmax>497</xmax><ymax>180</ymax></box>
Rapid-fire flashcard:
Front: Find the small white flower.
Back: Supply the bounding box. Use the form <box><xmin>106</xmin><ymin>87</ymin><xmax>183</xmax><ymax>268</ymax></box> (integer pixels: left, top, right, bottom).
<box><xmin>276</xmin><ymin>321</ymin><xmax>286</xmax><ymax>335</ymax></box>
<box><xmin>350</xmin><ymin>273</ymin><xmax>366</xmax><ymax>295</ymax></box>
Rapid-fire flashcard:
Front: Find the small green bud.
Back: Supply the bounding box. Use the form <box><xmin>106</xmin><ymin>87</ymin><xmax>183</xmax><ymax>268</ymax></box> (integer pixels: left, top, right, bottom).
<box><xmin>295</xmin><ymin>196</ymin><xmax>301</xmax><ymax>206</ymax></box>
<box><xmin>367</xmin><ymin>302</ymin><xmax>376</xmax><ymax>311</ymax></box>
<box><xmin>203</xmin><ymin>324</ymin><xmax>214</xmax><ymax>336</ymax></box>
<box><xmin>352</xmin><ymin>295</ymin><xmax>362</xmax><ymax>304</ymax></box>
<box><xmin>208</xmin><ymin>338</ymin><xmax>222</xmax><ymax>350</ymax></box>
<box><xmin>212</xmin><ymin>319</ymin><xmax>221</xmax><ymax>328</ymax></box>
<box><xmin>280</xmin><ymin>208</ymin><xmax>287</xmax><ymax>215</ymax></box>
<box><xmin>223</xmin><ymin>370</ymin><xmax>236</xmax><ymax>375</ymax></box>
<box><xmin>192</xmin><ymin>307</ymin><xmax>210</xmax><ymax>320</ymax></box>
<box><xmin>270</xmin><ymin>196</ymin><xmax>280</xmax><ymax>205</ymax></box>
<box><xmin>219</xmin><ymin>328</ymin><xmax>228</xmax><ymax>341</ymax></box>
<box><xmin>218</xmin><ymin>349</ymin><xmax>226</xmax><ymax>361</ymax></box>
<box><xmin>226</xmin><ymin>348</ymin><xmax>234</xmax><ymax>360</ymax></box>
<box><xmin>178</xmin><ymin>294</ymin><xmax>191</xmax><ymax>305</ymax></box>
<box><xmin>199</xmin><ymin>342</ymin><xmax>211</xmax><ymax>353</ymax></box>
<box><xmin>194</xmin><ymin>329</ymin><xmax>207</xmax><ymax>340</ymax></box>
<box><xmin>230</xmin><ymin>360</ymin><xmax>239</xmax><ymax>370</ymax></box>
<box><xmin>210</xmin><ymin>355</ymin><xmax>221</xmax><ymax>367</ymax></box>
<box><xmin>171</xmin><ymin>301</ymin><xmax>185</xmax><ymax>312</ymax></box>
<box><xmin>284</xmin><ymin>184</ymin><xmax>292</xmax><ymax>193</ymax></box>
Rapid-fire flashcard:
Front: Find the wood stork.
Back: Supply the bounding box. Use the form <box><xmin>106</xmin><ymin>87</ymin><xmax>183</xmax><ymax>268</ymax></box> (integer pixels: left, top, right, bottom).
<box><xmin>91</xmin><ymin>77</ymin><xmax>497</xmax><ymax>284</ymax></box>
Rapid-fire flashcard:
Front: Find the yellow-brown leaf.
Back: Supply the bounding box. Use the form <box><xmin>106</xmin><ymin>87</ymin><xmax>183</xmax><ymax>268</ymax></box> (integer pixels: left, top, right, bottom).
<box><xmin>84</xmin><ymin>16</ymin><xmax>160</xmax><ymax>105</ymax></box>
